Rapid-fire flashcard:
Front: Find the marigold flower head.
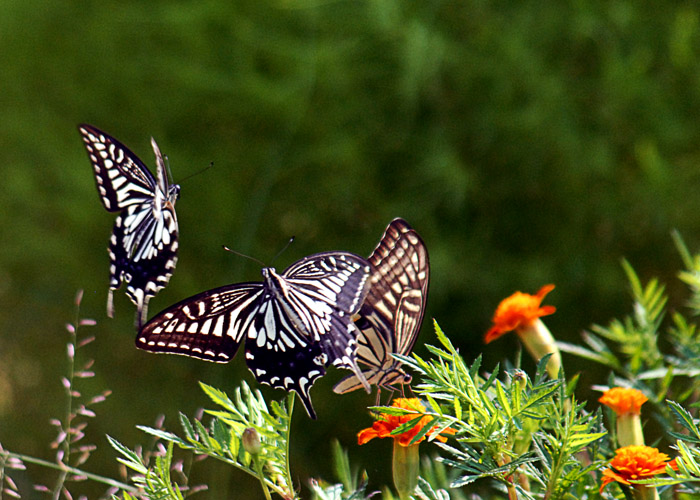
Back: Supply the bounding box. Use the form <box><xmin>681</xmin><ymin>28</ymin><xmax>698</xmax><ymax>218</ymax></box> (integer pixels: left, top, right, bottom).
<box><xmin>599</xmin><ymin>387</ymin><xmax>648</xmax><ymax>416</ymax></box>
<box><xmin>485</xmin><ymin>284</ymin><xmax>556</xmax><ymax>343</ymax></box>
<box><xmin>357</xmin><ymin>398</ymin><xmax>455</xmax><ymax>447</ymax></box>
<box><xmin>600</xmin><ymin>445</ymin><xmax>678</xmax><ymax>492</ymax></box>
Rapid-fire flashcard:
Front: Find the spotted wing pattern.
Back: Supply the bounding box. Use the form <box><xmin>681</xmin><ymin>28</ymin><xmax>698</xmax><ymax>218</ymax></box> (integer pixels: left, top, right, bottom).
<box><xmin>136</xmin><ymin>252</ymin><xmax>371</xmax><ymax>419</ymax></box>
<box><xmin>333</xmin><ymin>218</ymin><xmax>429</xmax><ymax>395</ymax></box>
<box><xmin>79</xmin><ymin>124</ymin><xmax>180</xmax><ymax>327</ymax></box>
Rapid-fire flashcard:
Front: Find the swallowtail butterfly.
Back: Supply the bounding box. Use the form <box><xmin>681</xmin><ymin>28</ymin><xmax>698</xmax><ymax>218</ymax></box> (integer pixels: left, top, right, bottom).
<box><xmin>79</xmin><ymin>124</ymin><xmax>180</xmax><ymax>328</ymax></box>
<box><xmin>333</xmin><ymin>218</ymin><xmax>429</xmax><ymax>397</ymax></box>
<box><xmin>136</xmin><ymin>251</ymin><xmax>372</xmax><ymax>419</ymax></box>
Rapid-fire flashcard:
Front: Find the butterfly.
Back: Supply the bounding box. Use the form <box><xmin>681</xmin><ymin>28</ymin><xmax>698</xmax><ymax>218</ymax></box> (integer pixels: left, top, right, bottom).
<box><xmin>79</xmin><ymin>124</ymin><xmax>180</xmax><ymax>328</ymax></box>
<box><xmin>136</xmin><ymin>251</ymin><xmax>372</xmax><ymax>419</ymax></box>
<box><xmin>333</xmin><ymin>218</ymin><xmax>429</xmax><ymax>398</ymax></box>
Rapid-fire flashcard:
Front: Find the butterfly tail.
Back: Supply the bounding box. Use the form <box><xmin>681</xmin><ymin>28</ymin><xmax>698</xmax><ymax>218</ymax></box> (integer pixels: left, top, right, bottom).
<box><xmin>331</xmin><ymin>355</ymin><xmax>371</xmax><ymax>394</ymax></box>
<box><xmin>107</xmin><ymin>289</ymin><xmax>115</xmax><ymax>318</ymax></box>
<box><xmin>322</xmin><ymin>320</ymin><xmax>371</xmax><ymax>393</ymax></box>
<box><xmin>135</xmin><ymin>302</ymin><xmax>148</xmax><ymax>329</ymax></box>
<box><xmin>348</xmin><ymin>360</ymin><xmax>371</xmax><ymax>393</ymax></box>
<box><xmin>295</xmin><ymin>388</ymin><xmax>318</xmax><ymax>420</ymax></box>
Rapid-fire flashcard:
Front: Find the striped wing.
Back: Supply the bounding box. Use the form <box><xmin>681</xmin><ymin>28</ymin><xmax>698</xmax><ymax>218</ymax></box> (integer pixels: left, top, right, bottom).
<box><xmin>79</xmin><ymin>124</ymin><xmax>157</xmax><ymax>211</ymax></box>
<box><xmin>282</xmin><ymin>252</ymin><xmax>372</xmax><ymax>392</ymax></box>
<box><xmin>135</xmin><ymin>282</ymin><xmax>328</xmax><ymax>419</ymax></box>
<box><xmin>136</xmin><ymin>284</ymin><xmax>262</xmax><ymax>361</ymax></box>
<box><xmin>136</xmin><ymin>251</ymin><xmax>373</xmax><ymax>418</ymax></box>
<box><xmin>79</xmin><ymin>124</ymin><xmax>180</xmax><ymax>327</ymax></box>
<box><xmin>333</xmin><ymin>219</ymin><xmax>429</xmax><ymax>395</ymax></box>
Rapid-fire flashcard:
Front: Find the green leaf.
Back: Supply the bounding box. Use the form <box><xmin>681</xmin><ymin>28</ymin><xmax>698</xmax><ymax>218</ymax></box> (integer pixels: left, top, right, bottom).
<box><xmin>135</xmin><ymin>426</ymin><xmax>188</xmax><ymax>447</ymax></box>
<box><xmin>178</xmin><ymin>412</ymin><xmax>197</xmax><ymax>442</ymax></box>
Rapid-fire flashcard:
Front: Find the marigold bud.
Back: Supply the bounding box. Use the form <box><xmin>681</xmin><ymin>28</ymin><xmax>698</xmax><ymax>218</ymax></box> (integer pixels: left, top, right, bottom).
<box><xmin>242</xmin><ymin>427</ymin><xmax>262</xmax><ymax>456</ymax></box>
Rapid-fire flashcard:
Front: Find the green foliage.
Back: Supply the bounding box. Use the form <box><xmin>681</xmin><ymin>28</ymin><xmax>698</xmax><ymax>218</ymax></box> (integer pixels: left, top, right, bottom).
<box><xmin>397</xmin><ymin>325</ymin><xmax>606</xmax><ymax>499</ymax></box>
<box><xmin>559</xmin><ymin>259</ymin><xmax>666</xmax><ymax>376</ymax></box>
<box><xmin>134</xmin><ymin>381</ymin><xmax>296</xmax><ymax>499</ymax></box>
<box><xmin>109</xmin><ymin>438</ymin><xmax>186</xmax><ymax>500</ymax></box>
<box><xmin>98</xmin><ymin>241</ymin><xmax>700</xmax><ymax>499</ymax></box>
<box><xmin>9</xmin><ymin>1</ymin><xmax>700</xmax><ymax>495</ymax></box>
<box><xmin>0</xmin><ymin>292</ymin><xmax>134</xmax><ymax>498</ymax></box>
<box><xmin>15</xmin><ymin>255</ymin><xmax>700</xmax><ymax>498</ymax></box>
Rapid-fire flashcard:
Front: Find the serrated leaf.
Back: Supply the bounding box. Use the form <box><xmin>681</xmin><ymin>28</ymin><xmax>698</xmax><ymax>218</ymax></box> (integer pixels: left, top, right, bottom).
<box><xmin>135</xmin><ymin>426</ymin><xmax>188</xmax><ymax>447</ymax></box>
<box><xmin>179</xmin><ymin>412</ymin><xmax>197</xmax><ymax>442</ymax></box>
<box><xmin>200</xmin><ymin>382</ymin><xmax>237</xmax><ymax>413</ymax></box>
<box><xmin>409</xmin><ymin>416</ymin><xmax>438</xmax><ymax>445</ymax></box>
<box><xmin>494</xmin><ymin>381</ymin><xmax>510</xmax><ymax>418</ymax></box>
<box><xmin>106</xmin><ymin>435</ymin><xmax>148</xmax><ymax>474</ymax></box>
<box><xmin>453</xmin><ymin>398</ymin><xmax>462</xmax><ymax>420</ymax></box>
<box><xmin>668</xmin><ymin>400</ymin><xmax>700</xmax><ymax>440</ymax></box>
<box><xmin>568</xmin><ymin>432</ymin><xmax>607</xmax><ymax>449</ymax></box>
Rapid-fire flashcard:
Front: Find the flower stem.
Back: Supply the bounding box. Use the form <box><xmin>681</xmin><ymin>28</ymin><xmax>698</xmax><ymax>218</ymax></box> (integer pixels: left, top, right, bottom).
<box><xmin>283</xmin><ymin>393</ymin><xmax>295</xmax><ymax>496</ymax></box>
<box><xmin>633</xmin><ymin>485</ymin><xmax>659</xmax><ymax>500</ymax></box>
<box><xmin>3</xmin><ymin>450</ymin><xmax>135</xmax><ymax>492</ymax></box>
<box><xmin>253</xmin><ymin>455</ymin><xmax>273</xmax><ymax>500</ymax></box>
<box><xmin>392</xmin><ymin>441</ymin><xmax>419</xmax><ymax>500</ymax></box>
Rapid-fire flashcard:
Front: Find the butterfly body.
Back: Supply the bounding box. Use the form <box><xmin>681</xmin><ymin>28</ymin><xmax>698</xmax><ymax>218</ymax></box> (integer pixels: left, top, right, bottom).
<box><xmin>137</xmin><ymin>251</ymin><xmax>372</xmax><ymax>419</ymax></box>
<box><xmin>79</xmin><ymin>125</ymin><xmax>180</xmax><ymax>327</ymax></box>
<box><xmin>333</xmin><ymin>218</ymin><xmax>429</xmax><ymax>396</ymax></box>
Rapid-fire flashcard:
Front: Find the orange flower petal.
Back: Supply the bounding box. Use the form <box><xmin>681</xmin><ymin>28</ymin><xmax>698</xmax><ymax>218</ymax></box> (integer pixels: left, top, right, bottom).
<box><xmin>599</xmin><ymin>387</ymin><xmax>648</xmax><ymax>416</ymax></box>
<box><xmin>357</xmin><ymin>398</ymin><xmax>455</xmax><ymax>447</ymax></box>
<box><xmin>600</xmin><ymin>445</ymin><xmax>677</xmax><ymax>492</ymax></box>
<box><xmin>485</xmin><ymin>285</ymin><xmax>556</xmax><ymax>344</ymax></box>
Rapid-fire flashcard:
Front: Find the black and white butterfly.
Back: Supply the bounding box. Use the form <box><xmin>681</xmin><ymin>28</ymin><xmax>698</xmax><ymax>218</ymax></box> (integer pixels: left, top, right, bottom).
<box><xmin>79</xmin><ymin>124</ymin><xmax>180</xmax><ymax>328</ymax></box>
<box><xmin>333</xmin><ymin>218</ymin><xmax>429</xmax><ymax>398</ymax></box>
<box><xmin>136</xmin><ymin>252</ymin><xmax>372</xmax><ymax>419</ymax></box>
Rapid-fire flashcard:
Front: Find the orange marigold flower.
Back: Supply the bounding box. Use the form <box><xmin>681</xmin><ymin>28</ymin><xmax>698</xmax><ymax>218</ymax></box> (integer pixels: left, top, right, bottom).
<box><xmin>357</xmin><ymin>398</ymin><xmax>455</xmax><ymax>447</ymax></box>
<box><xmin>600</xmin><ymin>445</ymin><xmax>678</xmax><ymax>492</ymax></box>
<box><xmin>599</xmin><ymin>387</ymin><xmax>648</xmax><ymax>416</ymax></box>
<box><xmin>485</xmin><ymin>284</ymin><xmax>556</xmax><ymax>343</ymax></box>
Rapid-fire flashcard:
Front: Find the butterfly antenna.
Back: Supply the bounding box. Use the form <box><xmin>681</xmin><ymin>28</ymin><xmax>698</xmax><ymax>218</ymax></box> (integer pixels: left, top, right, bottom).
<box><xmin>271</xmin><ymin>236</ymin><xmax>295</xmax><ymax>266</ymax></box>
<box><xmin>178</xmin><ymin>162</ymin><xmax>214</xmax><ymax>184</ymax></box>
<box><xmin>222</xmin><ymin>246</ymin><xmax>266</xmax><ymax>267</ymax></box>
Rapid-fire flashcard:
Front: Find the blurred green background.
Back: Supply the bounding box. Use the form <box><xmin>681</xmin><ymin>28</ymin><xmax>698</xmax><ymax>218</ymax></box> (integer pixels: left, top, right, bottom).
<box><xmin>3</xmin><ymin>0</ymin><xmax>700</xmax><ymax>497</ymax></box>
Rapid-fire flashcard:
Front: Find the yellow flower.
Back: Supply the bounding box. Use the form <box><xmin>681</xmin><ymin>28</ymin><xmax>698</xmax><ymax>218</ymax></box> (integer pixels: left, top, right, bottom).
<box><xmin>357</xmin><ymin>398</ymin><xmax>455</xmax><ymax>447</ymax></box>
<box><xmin>484</xmin><ymin>284</ymin><xmax>556</xmax><ymax>343</ymax></box>
<box><xmin>599</xmin><ymin>387</ymin><xmax>648</xmax><ymax>416</ymax></box>
<box><xmin>600</xmin><ymin>445</ymin><xmax>677</xmax><ymax>492</ymax></box>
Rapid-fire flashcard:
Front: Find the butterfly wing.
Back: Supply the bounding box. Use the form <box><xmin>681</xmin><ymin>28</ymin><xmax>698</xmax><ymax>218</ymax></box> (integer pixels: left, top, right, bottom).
<box><xmin>109</xmin><ymin>195</ymin><xmax>179</xmax><ymax>326</ymax></box>
<box><xmin>79</xmin><ymin>125</ymin><xmax>180</xmax><ymax>326</ymax></box>
<box><xmin>282</xmin><ymin>252</ymin><xmax>372</xmax><ymax>392</ymax></box>
<box><xmin>243</xmin><ymin>293</ymin><xmax>328</xmax><ymax>419</ymax></box>
<box><xmin>136</xmin><ymin>284</ymin><xmax>262</xmax><ymax>361</ymax></box>
<box><xmin>79</xmin><ymin>124</ymin><xmax>157</xmax><ymax>211</ymax></box>
<box><xmin>136</xmin><ymin>281</ymin><xmax>327</xmax><ymax>419</ymax></box>
<box><xmin>334</xmin><ymin>218</ymin><xmax>429</xmax><ymax>394</ymax></box>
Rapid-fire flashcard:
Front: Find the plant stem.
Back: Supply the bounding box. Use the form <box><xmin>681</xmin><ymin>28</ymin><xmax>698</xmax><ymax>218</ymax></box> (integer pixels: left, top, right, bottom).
<box><xmin>253</xmin><ymin>455</ymin><xmax>273</xmax><ymax>500</ymax></box>
<box><xmin>4</xmin><ymin>451</ymin><xmax>136</xmax><ymax>492</ymax></box>
<box><xmin>284</xmin><ymin>393</ymin><xmax>295</xmax><ymax>496</ymax></box>
<box><xmin>53</xmin><ymin>305</ymin><xmax>81</xmax><ymax>499</ymax></box>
